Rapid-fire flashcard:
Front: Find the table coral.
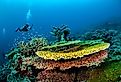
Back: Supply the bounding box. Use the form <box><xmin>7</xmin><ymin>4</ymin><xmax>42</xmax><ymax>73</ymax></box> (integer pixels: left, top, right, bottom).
<box><xmin>24</xmin><ymin>50</ymin><xmax>108</xmax><ymax>70</ymax></box>
<box><xmin>36</xmin><ymin>43</ymin><xmax>110</xmax><ymax>60</ymax></box>
<box><xmin>41</xmin><ymin>39</ymin><xmax>103</xmax><ymax>51</ymax></box>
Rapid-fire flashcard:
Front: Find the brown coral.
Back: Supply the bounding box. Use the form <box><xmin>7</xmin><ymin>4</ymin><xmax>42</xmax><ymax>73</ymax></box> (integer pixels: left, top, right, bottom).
<box><xmin>24</xmin><ymin>50</ymin><xmax>108</xmax><ymax>70</ymax></box>
<box><xmin>36</xmin><ymin>70</ymin><xmax>75</xmax><ymax>82</ymax></box>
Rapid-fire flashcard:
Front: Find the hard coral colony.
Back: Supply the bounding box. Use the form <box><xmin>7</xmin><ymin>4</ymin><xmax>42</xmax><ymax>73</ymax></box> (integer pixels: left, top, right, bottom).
<box><xmin>0</xmin><ymin>25</ymin><xmax>110</xmax><ymax>82</ymax></box>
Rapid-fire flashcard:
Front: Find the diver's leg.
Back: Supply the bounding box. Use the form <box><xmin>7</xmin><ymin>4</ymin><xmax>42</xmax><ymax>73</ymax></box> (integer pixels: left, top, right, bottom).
<box><xmin>15</xmin><ymin>28</ymin><xmax>21</xmax><ymax>32</ymax></box>
<box><xmin>29</xmin><ymin>24</ymin><xmax>33</xmax><ymax>30</ymax></box>
<box><xmin>16</xmin><ymin>28</ymin><xmax>19</xmax><ymax>32</ymax></box>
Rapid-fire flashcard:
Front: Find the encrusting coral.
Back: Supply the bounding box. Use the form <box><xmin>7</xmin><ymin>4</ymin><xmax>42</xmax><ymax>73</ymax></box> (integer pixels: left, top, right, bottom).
<box><xmin>36</xmin><ymin>70</ymin><xmax>75</xmax><ymax>82</ymax></box>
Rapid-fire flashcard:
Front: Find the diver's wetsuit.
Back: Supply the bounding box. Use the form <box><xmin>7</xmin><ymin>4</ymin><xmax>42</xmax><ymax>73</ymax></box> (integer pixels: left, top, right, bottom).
<box><xmin>16</xmin><ymin>24</ymin><xmax>33</xmax><ymax>32</ymax></box>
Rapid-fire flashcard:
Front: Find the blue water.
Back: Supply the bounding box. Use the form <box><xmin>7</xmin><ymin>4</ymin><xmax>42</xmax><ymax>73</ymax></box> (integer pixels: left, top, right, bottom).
<box><xmin>0</xmin><ymin>0</ymin><xmax>121</xmax><ymax>59</ymax></box>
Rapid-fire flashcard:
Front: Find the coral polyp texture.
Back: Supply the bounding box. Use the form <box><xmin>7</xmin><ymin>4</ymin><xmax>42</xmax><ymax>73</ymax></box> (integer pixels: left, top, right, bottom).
<box><xmin>36</xmin><ymin>42</ymin><xmax>110</xmax><ymax>60</ymax></box>
<box><xmin>17</xmin><ymin>37</ymin><xmax>48</xmax><ymax>56</ymax></box>
<box><xmin>36</xmin><ymin>70</ymin><xmax>75</xmax><ymax>82</ymax></box>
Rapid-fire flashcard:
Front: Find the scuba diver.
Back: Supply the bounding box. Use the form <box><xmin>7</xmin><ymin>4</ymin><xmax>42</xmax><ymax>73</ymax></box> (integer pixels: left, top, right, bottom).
<box><xmin>16</xmin><ymin>9</ymin><xmax>33</xmax><ymax>32</ymax></box>
<box><xmin>16</xmin><ymin>23</ymin><xmax>33</xmax><ymax>32</ymax></box>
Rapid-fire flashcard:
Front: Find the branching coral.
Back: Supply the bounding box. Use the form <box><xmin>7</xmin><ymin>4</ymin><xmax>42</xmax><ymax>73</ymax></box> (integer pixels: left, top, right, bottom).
<box><xmin>6</xmin><ymin>37</ymin><xmax>48</xmax><ymax>59</ymax></box>
<box><xmin>27</xmin><ymin>37</ymin><xmax>48</xmax><ymax>50</ymax></box>
<box><xmin>17</xmin><ymin>37</ymin><xmax>48</xmax><ymax>56</ymax></box>
<box><xmin>0</xmin><ymin>64</ymin><xmax>11</xmax><ymax>81</ymax></box>
<box><xmin>5</xmin><ymin>54</ymin><xmax>36</xmax><ymax>82</ymax></box>
<box><xmin>36</xmin><ymin>43</ymin><xmax>110</xmax><ymax>60</ymax></box>
<box><xmin>6</xmin><ymin>48</ymin><xmax>20</xmax><ymax>59</ymax></box>
<box><xmin>3</xmin><ymin>37</ymin><xmax>48</xmax><ymax>81</ymax></box>
<box><xmin>5</xmin><ymin>53</ymin><xmax>36</xmax><ymax>81</ymax></box>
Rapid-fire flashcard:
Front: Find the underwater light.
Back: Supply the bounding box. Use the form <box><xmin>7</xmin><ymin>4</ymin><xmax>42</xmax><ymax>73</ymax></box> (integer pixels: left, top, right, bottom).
<box><xmin>2</xmin><ymin>28</ymin><xmax>6</xmax><ymax>35</ymax></box>
<box><xmin>26</xmin><ymin>9</ymin><xmax>32</xmax><ymax>23</ymax></box>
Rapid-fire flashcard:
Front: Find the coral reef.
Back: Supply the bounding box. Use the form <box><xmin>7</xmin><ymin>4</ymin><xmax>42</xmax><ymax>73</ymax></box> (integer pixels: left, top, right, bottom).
<box><xmin>0</xmin><ymin>25</ymin><xmax>112</xmax><ymax>82</ymax></box>
<box><xmin>24</xmin><ymin>50</ymin><xmax>108</xmax><ymax>70</ymax></box>
<box><xmin>41</xmin><ymin>39</ymin><xmax>103</xmax><ymax>51</ymax></box>
<box><xmin>0</xmin><ymin>37</ymin><xmax>48</xmax><ymax>81</ymax></box>
<box><xmin>0</xmin><ymin>64</ymin><xmax>11</xmax><ymax>81</ymax></box>
<box><xmin>36</xmin><ymin>70</ymin><xmax>75</xmax><ymax>82</ymax></box>
<box><xmin>0</xmin><ymin>37</ymin><xmax>109</xmax><ymax>81</ymax></box>
<box><xmin>36</xmin><ymin>60</ymin><xmax>121</xmax><ymax>82</ymax></box>
<box><xmin>81</xmin><ymin>29</ymin><xmax>121</xmax><ymax>61</ymax></box>
<box><xmin>36</xmin><ymin>43</ymin><xmax>109</xmax><ymax>60</ymax></box>
<box><xmin>81</xmin><ymin>61</ymin><xmax>121</xmax><ymax>82</ymax></box>
<box><xmin>18</xmin><ymin>37</ymin><xmax>48</xmax><ymax>56</ymax></box>
<box><xmin>6</xmin><ymin>37</ymin><xmax>48</xmax><ymax>58</ymax></box>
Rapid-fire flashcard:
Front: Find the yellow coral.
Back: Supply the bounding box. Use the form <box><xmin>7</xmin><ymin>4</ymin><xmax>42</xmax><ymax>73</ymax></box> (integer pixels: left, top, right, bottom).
<box><xmin>36</xmin><ymin>43</ymin><xmax>110</xmax><ymax>60</ymax></box>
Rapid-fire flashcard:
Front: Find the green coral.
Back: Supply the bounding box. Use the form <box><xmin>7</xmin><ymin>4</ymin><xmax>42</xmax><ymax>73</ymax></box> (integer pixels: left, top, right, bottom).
<box><xmin>6</xmin><ymin>48</ymin><xmax>20</xmax><ymax>59</ymax></box>
<box><xmin>86</xmin><ymin>61</ymin><xmax>121</xmax><ymax>82</ymax></box>
<box><xmin>41</xmin><ymin>39</ymin><xmax>103</xmax><ymax>51</ymax></box>
<box><xmin>16</xmin><ymin>37</ymin><xmax>48</xmax><ymax>56</ymax></box>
